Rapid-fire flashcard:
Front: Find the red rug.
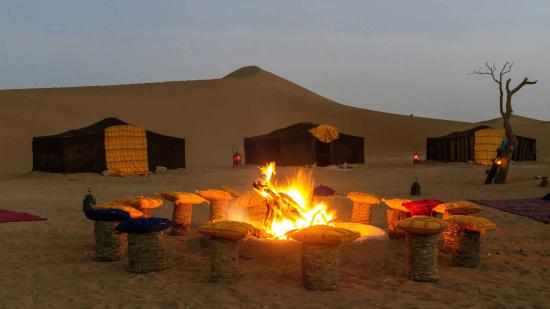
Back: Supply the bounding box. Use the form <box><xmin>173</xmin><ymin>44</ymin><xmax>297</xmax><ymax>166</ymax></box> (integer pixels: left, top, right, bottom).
<box><xmin>0</xmin><ymin>209</ymin><xmax>47</xmax><ymax>223</ymax></box>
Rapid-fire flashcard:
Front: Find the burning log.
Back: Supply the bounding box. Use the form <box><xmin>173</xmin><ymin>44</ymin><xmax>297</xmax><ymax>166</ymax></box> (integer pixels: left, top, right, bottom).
<box><xmin>398</xmin><ymin>216</ymin><xmax>446</xmax><ymax>282</ymax></box>
<box><xmin>253</xmin><ymin>180</ymin><xmax>306</xmax><ymax>230</ymax></box>
<box><xmin>347</xmin><ymin>192</ymin><xmax>381</xmax><ymax>225</ymax></box>
<box><xmin>288</xmin><ymin>225</ymin><xmax>359</xmax><ymax>290</ymax></box>
<box><xmin>198</xmin><ymin>220</ymin><xmax>256</xmax><ymax>283</ymax></box>
<box><xmin>157</xmin><ymin>192</ymin><xmax>207</xmax><ymax>235</ymax></box>
<box><xmin>433</xmin><ymin>202</ymin><xmax>482</xmax><ymax>252</ymax></box>
<box><xmin>444</xmin><ymin>215</ymin><xmax>496</xmax><ymax>268</ymax></box>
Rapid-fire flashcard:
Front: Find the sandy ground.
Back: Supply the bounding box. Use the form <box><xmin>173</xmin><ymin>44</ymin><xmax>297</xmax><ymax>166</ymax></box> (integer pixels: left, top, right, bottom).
<box><xmin>1</xmin><ymin>159</ymin><xmax>549</xmax><ymax>308</ymax></box>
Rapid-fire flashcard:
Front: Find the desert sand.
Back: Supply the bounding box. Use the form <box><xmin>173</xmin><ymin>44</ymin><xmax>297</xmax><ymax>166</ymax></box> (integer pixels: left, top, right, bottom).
<box><xmin>0</xmin><ymin>162</ymin><xmax>549</xmax><ymax>308</ymax></box>
<box><xmin>0</xmin><ymin>67</ymin><xmax>549</xmax><ymax>308</ymax></box>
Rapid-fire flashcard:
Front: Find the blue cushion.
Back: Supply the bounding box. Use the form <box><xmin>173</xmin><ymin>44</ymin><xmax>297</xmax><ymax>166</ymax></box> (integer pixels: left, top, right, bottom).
<box><xmin>84</xmin><ymin>207</ymin><xmax>130</xmax><ymax>222</ymax></box>
<box><xmin>115</xmin><ymin>218</ymin><xmax>174</xmax><ymax>233</ymax></box>
<box><xmin>543</xmin><ymin>193</ymin><xmax>550</xmax><ymax>201</ymax></box>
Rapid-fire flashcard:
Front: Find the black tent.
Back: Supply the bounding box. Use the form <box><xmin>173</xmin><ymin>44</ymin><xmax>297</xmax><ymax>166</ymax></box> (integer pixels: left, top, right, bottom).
<box><xmin>426</xmin><ymin>125</ymin><xmax>536</xmax><ymax>163</ymax></box>
<box><xmin>32</xmin><ymin>118</ymin><xmax>185</xmax><ymax>173</ymax></box>
<box><xmin>244</xmin><ymin>123</ymin><xmax>364</xmax><ymax>166</ymax></box>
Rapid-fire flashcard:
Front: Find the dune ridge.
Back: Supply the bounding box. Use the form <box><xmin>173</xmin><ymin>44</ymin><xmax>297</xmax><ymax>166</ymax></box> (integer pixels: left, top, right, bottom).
<box><xmin>1</xmin><ymin>66</ymin><xmax>548</xmax><ymax>173</ymax></box>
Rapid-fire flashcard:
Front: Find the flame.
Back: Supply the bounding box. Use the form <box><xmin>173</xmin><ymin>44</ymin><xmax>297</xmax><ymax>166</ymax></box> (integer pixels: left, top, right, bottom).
<box><xmin>254</xmin><ymin>162</ymin><xmax>335</xmax><ymax>239</ymax></box>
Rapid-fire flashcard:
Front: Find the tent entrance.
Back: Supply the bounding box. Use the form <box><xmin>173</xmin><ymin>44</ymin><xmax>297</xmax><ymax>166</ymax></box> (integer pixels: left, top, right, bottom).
<box><xmin>316</xmin><ymin>141</ymin><xmax>332</xmax><ymax>167</ymax></box>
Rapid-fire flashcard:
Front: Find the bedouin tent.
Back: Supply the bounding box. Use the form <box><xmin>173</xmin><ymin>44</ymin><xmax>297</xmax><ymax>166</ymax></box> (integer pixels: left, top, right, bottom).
<box><xmin>244</xmin><ymin>122</ymin><xmax>364</xmax><ymax>167</ymax></box>
<box><xmin>426</xmin><ymin>125</ymin><xmax>536</xmax><ymax>165</ymax></box>
<box><xmin>32</xmin><ymin>118</ymin><xmax>185</xmax><ymax>175</ymax></box>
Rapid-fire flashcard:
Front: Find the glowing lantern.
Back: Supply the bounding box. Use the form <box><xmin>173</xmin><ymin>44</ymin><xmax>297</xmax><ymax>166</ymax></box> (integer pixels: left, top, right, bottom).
<box><xmin>232</xmin><ymin>144</ymin><xmax>242</xmax><ymax>167</ymax></box>
<box><xmin>413</xmin><ymin>152</ymin><xmax>421</xmax><ymax>165</ymax></box>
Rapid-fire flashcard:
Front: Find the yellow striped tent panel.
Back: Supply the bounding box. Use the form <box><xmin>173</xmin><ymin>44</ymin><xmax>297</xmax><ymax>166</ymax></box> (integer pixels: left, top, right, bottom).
<box><xmin>474</xmin><ymin>128</ymin><xmax>506</xmax><ymax>166</ymax></box>
<box><xmin>104</xmin><ymin>125</ymin><xmax>149</xmax><ymax>176</ymax></box>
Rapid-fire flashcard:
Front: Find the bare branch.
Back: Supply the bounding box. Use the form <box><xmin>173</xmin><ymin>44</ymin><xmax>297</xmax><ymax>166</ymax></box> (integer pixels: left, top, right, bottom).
<box><xmin>471</xmin><ymin>62</ymin><xmax>501</xmax><ymax>85</ymax></box>
<box><xmin>506</xmin><ymin>77</ymin><xmax>538</xmax><ymax>95</ymax></box>
<box><xmin>499</xmin><ymin>62</ymin><xmax>512</xmax><ymax>80</ymax></box>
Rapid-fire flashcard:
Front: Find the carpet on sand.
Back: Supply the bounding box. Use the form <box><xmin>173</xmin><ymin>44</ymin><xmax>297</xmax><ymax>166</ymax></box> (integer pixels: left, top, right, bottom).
<box><xmin>0</xmin><ymin>209</ymin><xmax>47</xmax><ymax>223</ymax></box>
<box><xmin>471</xmin><ymin>198</ymin><xmax>550</xmax><ymax>224</ymax></box>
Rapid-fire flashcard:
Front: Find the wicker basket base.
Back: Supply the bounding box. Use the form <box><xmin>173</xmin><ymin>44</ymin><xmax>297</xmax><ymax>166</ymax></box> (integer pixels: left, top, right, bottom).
<box><xmin>209</xmin><ymin>201</ymin><xmax>227</xmax><ymax>222</ymax></box>
<box><xmin>93</xmin><ymin>221</ymin><xmax>126</xmax><ymax>262</ymax></box>
<box><xmin>302</xmin><ymin>243</ymin><xmax>339</xmax><ymax>290</ymax></box>
<box><xmin>350</xmin><ymin>202</ymin><xmax>373</xmax><ymax>225</ymax></box>
<box><xmin>386</xmin><ymin>209</ymin><xmax>409</xmax><ymax>239</ymax></box>
<box><xmin>452</xmin><ymin>229</ymin><xmax>481</xmax><ymax>268</ymax></box>
<box><xmin>170</xmin><ymin>203</ymin><xmax>192</xmax><ymax>235</ymax></box>
<box><xmin>408</xmin><ymin>234</ymin><xmax>439</xmax><ymax>282</ymax></box>
<box><xmin>210</xmin><ymin>238</ymin><xmax>239</xmax><ymax>283</ymax></box>
<box><xmin>127</xmin><ymin>232</ymin><xmax>166</xmax><ymax>273</ymax></box>
<box><xmin>443</xmin><ymin>221</ymin><xmax>459</xmax><ymax>252</ymax></box>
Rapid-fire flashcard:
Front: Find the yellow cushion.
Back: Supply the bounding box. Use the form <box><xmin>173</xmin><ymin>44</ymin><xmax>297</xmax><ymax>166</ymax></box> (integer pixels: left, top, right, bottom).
<box><xmin>219</xmin><ymin>186</ymin><xmax>240</xmax><ymax>198</ymax></box>
<box><xmin>397</xmin><ymin>216</ymin><xmax>446</xmax><ymax>235</ymax></box>
<box><xmin>346</xmin><ymin>192</ymin><xmax>380</xmax><ymax>204</ymax></box>
<box><xmin>332</xmin><ymin>222</ymin><xmax>386</xmax><ymax>238</ymax></box>
<box><xmin>444</xmin><ymin>215</ymin><xmax>496</xmax><ymax>233</ymax></box>
<box><xmin>94</xmin><ymin>202</ymin><xmax>143</xmax><ymax>219</ymax></box>
<box><xmin>197</xmin><ymin>189</ymin><xmax>234</xmax><ymax>201</ymax></box>
<box><xmin>384</xmin><ymin>198</ymin><xmax>413</xmax><ymax>212</ymax></box>
<box><xmin>198</xmin><ymin>220</ymin><xmax>254</xmax><ymax>240</ymax></box>
<box><xmin>157</xmin><ymin>192</ymin><xmax>206</xmax><ymax>205</ymax></box>
<box><xmin>287</xmin><ymin>225</ymin><xmax>360</xmax><ymax>245</ymax></box>
<box><xmin>434</xmin><ymin>201</ymin><xmax>482</xmax><ymax>215</ymax></box>
<box><xmin>116</xmin><ymin>195</ymin><xmax>164</xmax><ymax>209</ymax></box>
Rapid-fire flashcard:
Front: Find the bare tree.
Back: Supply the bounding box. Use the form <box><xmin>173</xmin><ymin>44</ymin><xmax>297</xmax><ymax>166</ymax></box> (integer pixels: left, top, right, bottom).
<box><xmin>472</xmin><ymin>62</ymin><xmax>537</xmax><ymax>183</ymax></box>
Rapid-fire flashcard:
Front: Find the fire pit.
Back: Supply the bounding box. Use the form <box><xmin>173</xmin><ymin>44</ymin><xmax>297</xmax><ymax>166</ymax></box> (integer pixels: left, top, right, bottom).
<box><xmin>250</xmin><ymin>162</ymin><xmax>335</xmax><ymax>239</ymax></box>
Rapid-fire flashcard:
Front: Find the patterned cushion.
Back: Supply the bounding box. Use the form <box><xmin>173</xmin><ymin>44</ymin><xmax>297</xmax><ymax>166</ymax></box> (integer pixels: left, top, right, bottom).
<box><xmin>402</xmin><ymin>199</ymin><xmax>443</xmax><ymax>216</ymax></box>
<box><xmin>115</xmin><ymin>218</ymin><xmax>174</xmax><ymax>233</ymax></box>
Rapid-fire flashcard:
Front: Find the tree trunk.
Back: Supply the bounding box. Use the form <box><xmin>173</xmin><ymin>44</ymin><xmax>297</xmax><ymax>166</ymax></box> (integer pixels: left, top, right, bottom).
<box><xmin>494</xmin><ymin>110</ymin><xmax>517</xmax><ymax>184</ymax></box>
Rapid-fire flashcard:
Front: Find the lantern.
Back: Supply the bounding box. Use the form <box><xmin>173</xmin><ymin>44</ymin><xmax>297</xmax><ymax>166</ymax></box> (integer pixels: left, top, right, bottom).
<box><xmin>232</xmin><ymin>144</ymin><xmax>242</xmax><ymax>168</ymax></box>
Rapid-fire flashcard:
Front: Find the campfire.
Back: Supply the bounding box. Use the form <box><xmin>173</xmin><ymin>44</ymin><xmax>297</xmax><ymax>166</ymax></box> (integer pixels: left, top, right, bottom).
<box><xmin>252</xmin><ymin>162</ymin><xmax>335</xmax><ymax>239</ymax></box>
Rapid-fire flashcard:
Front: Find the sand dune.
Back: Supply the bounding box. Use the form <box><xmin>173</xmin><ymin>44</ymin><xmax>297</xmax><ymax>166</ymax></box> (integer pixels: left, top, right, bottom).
<box><xmin>1</xmin><ymin>67</ymin><xmax>549</xmax><ymax>308</ymax></box>
<box><xmin>1</xmin><ymin>66</ymin><xmax>548</xmax><ymax>173</ymax></box>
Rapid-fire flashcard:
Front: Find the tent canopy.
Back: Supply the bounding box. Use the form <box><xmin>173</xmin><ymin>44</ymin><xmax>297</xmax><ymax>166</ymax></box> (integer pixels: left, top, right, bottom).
<box><xmin>308</xmin><ymin>124</ymin><xmax>340</xmax><ymax>143</ymax></box>
<box><xmin>33</xmin><ymin>117</ymin><xmax>185</xmax><ymax>174</ymax></box>
<box><xmin>426</xmin><ymin>125</ymin><xmax>536</xmax><ymax>164</ymax></box>
<box><xmin>244</xmin><ymin>122</ymin><xmax>364</xmax><ymax>167</ymax></box>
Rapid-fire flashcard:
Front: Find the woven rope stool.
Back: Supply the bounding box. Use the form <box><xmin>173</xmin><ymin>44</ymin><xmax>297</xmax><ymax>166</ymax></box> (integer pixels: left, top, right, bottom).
<box><xmin>398</xmin><ymin>216</ymin><xmax>446</xmax><ymax>282</ymax></box>
<box><xmin>347</xmin><ymin>192</ymin><xmax>381</xmax><ymax>225</ymax></box>
<box><xmin>116</xmin><ymin>218</ymin><xmax>174</xmax><ymax>273</ymax></box>
<box><xmin>383</xmin><ymin>199</ymin><xmax>412</xmax><ymax>239</ymax></box>
<box><xmin>434</xmin><ymin>202</ymin><xmax>483</xmax><ymax>253</ymax></box>
<box><xmin>157</xmin><ymin>192</ymin><xmax>207</xmax><ymax>235</ymax></box>
<box><xmin>199</xmin><ymin>220</ymin><xmax>253</xmax><ymax>284</ymax></box>
<box><xmin>94</xmin><ymin>221</ymin><xmax>127</xmax><ymax>262</ymax></box>
<box><xmin>444</xmin><ymin>215</ymin><xmax>496</xmax><ymax>268</ymax></box>
<box><xmin>288</xmin><ymin>225</ymin><xmax>359</xmax><ymax>290</ymax></box>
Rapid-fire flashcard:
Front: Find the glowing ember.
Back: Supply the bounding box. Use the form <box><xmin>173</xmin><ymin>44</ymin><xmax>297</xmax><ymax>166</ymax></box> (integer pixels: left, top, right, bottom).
<box><xmin>253</xmin><ymin>162</ymin><xmax>335</xmax><ymax>239</ymax></box>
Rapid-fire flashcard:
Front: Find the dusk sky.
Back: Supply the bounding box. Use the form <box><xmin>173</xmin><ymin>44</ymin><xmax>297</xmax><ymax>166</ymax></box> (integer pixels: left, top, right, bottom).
<box><xmin>1</xmin><ymin>1</ymin><xmax>548</xmax><ymax>122</ymax></box>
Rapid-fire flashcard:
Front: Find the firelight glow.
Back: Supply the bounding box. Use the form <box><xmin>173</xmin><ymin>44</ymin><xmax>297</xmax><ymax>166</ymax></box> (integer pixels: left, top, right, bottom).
<box><xmin>254</xmin><ymin>162</ymin><xmax>334</xmax><ymax>239</ymax></box>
